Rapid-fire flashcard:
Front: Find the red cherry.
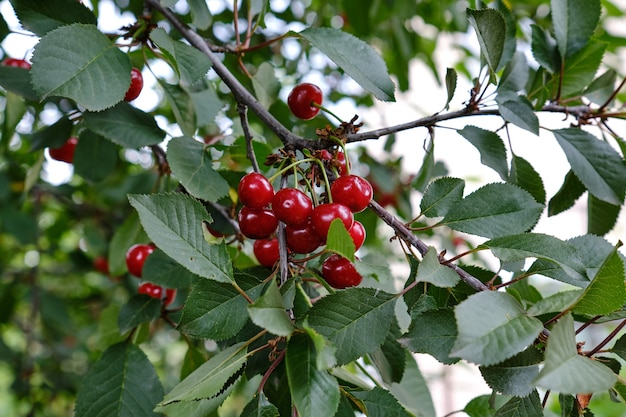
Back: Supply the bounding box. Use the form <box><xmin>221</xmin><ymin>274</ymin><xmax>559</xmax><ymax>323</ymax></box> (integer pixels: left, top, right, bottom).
<box><xmin>238</xmin><ymin>172</ymin><xmax>274</xmax><ymax>209</ymax></box>
<box><xmin>125</xmin><ymin>243</ymin><xmax>155</xmax><ymax>278</ymax></box>
<box><xmin>322</xmin><ymin>254</ymin><xmax>363</xmax><ymax>289</ymax></box>
<box><xmin>2</xmin><ymin>58</ymin><xmax>31</xmax><ymax>69</ymax></box>
<box><xmin>272</xmin><ymin>188</ymin><xmax>313</xmax><ymax>226</ymax></box>
<box><xmin>285</xmin><ymin>222</ymin><xmax>322</xmax><ymax>254</ymax></box>
<box><xmin>348</xmin><ymin>221</ymin><xmax>366</xmax><ymax>250</ymax></box>
<box><xmin>310</xmin><ymin>203</ymin><xmax>354</xmax><ymax>241</ymax></box>
<box><xmin>138</xmin><ymin>282</ymin><xmax>163</xmax><ymax>299</ymax></box>
<box><xmin>49</xmin><ymin>137</ymin><xmax>78</xmax><ymax>163</ymax></box>
<box><xmin>164</xmin><ymin>288</ymin><xmax>177</xmax><ymax>306</ymax></box>
<box><xmin>318</xmin><ymin>149</ymin><xmax>332</xmax><ymax>160</ymax></box>
<box><xmin>238</xmin><ymin>207</ymin><xmax>278</xmax><ymax>239</ymax></box>
<box><xmin>331</xmin><ymin>175</ymin><xmax>373</xmax><ymax>213</ymax></box>
<box><xmin>253</xmin><ymin>238</ymin><xmax>280</xmax><ymax>267</ymax></box>
<box><xmin>335</xmin><ymin>151</ymin><xmax>350</xmax><ymax>176</ymax></box>
<box><xmin>93</xmin><ymin>256</ymin><xmax>110</xmax><ymax>275</ymax></box>
<box><xmin>287</xmin><ymin>83</ymin><xmax>323</xmax><ymax>120</ymax></box>
<box><xmin>124</xmin><ymin>67</ymin><xmax>143</xmax><ymax>101</ymax></box>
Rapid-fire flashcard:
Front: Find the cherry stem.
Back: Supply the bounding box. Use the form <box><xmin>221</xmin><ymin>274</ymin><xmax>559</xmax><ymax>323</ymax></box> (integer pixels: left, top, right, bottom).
<box><xmin>257</xmin><ymin>349</ymin><xmax>286</xmax><ymax>394</ymax></box>
<box><xmin>314</xmin><ymin>158</ymin><xmax>333</xmax><ymax>202</ymax></box>
<box><xmin>267</xmin><ymin>157</ymin><xmax>316</xmax><ymax>184</ymax></box>
<box><xmin>313</xmin><ymin>102</ymin><xmax>343</xmax><ymax>124</ymax></box>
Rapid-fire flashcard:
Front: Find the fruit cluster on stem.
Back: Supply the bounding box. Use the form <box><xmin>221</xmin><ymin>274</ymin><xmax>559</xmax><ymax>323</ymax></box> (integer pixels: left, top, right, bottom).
<box><xmin>125</xmin><ymin>243</ymin><xmax>176</xmax><ymax>306</ymax></box>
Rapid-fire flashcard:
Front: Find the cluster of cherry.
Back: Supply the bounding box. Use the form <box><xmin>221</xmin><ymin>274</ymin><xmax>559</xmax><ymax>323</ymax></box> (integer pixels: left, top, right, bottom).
<box><xmin>125</xmin><ymin>243</ymin><xmax>176</xmax><ymax>306</ymax></box>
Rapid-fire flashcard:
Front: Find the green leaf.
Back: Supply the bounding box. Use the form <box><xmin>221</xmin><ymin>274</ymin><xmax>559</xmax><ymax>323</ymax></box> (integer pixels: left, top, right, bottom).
<box><xmin>584</xmin><ymin>69</ymin><xmax>617</xmax><ymax>106</ymax></box>
<box><xmin>159</xmin><ymin>342</ymin><xmax>247</xmax><ymax>405</ymax></box>
<box><xmin>493</xmin><ymin>391</ymin><xmax>542</xmax><ymax>417</ymax></box>
<box><xmin>252</xmin><ymin>62</ymin><xmax>281</xmax><ymax>109</ymax></box>
<box><xmin>498</xmin><ymin>52</ymin><xmax>529</xmax><ymax>93</ymax></box>
<box><xmin>28</xmin><ymin>116</ymin><xmax>73</xmax><ymax>151</ymax></box>
<box><xmin>142</xmin><ymin>248</ymin><xmax>197</xmax><ymax>289</ymax></box>
<box><xmin>526</xmin><ymin>290</ymin><xmax>582</xmax><ymax>316</ymax></box>
<box><xmin>9</xmin><ymin>0</ymin><xmax>96</xmax><ymax>36</ymax></box>
<box><xmin>160</xmin><ymin>82</ymin><xmax>196</xmax><ymax>137</ymax></box>
<box><xmin>587</xmin><ymin>193</ymin><xmax>621</xmax><ymax>236</ymax></box>
<box><xmin>457</xmin><ymin>126</ymin><xmax>508</xmax><ymax>180</ymax></box>
<box><xmin>302</xmin><ymin>326</ymin><xmax>337</xmax><ymax>370</ymax></box>
<box><xmin>179</xmin><ymin>269</ymin><xmax>264</xmax><ymax>340</ymax></box>
<box><xmin>551</xmin><ymin>0</ymin><xmax>601</xmax><ymax>59</ymax></box>
<box><xmin>73</xmin><ymin>130</ymin><xmax>118</xmax><ymax>182</ymax></box>
<box><xmin>416</xmin><ymin>247</ymin><xmax>460</xmax><ymax>288</ymax></box>
<box><xmin>326</xmin><ymin>219</ymin><xmax>355</xmax><ymax>262</ymax></box>
<box><xmin>480</xmin><ymin>348</ymin><xmax>542</xmax><ymax>397</ymax></box>
<box><xmin>535</xmin><ymin>314</ymin><xmax>617</xmax><ymax>394</ymax></box>
<box><xmin>75</xmin><ymin>341</ymin><xmax>163</xmax><ymax>417</ymax></box>
<box><xmin>467</xmin><ymin>8</ymin><xmax>506</xmax><ymax>72</ymax></box>
<box><xmin>31</xmin><ymin>24</ymin><xmax>130</xmax><ymax>111</ymax></box>
<box><xmin>188</xmin><ymin>0</ymin><xmax>212</xmax><ymax>30</ymax></box>
<box><xmin>509</xmin><ymin>155</ymin><xmax>546</xmax><ymax>205</ymax></box>
<box><xmin>351</xmin><ymin>386</ymin><xmax>412</xmax><ymax>417</ymax></box>
<box><xmin>484</xmin><ymin>233</ymin><xmax>587</xmax><ymax>282</ymax></box>
<box><xmin>128</xmin><ymin>193</ymin><xmax>234</xmax><ymax>283</ymax></box>
<box><xmin>117</xmin><ymin>294</ymin><xmax>162</xmax><ymax>334</ymax></box>
<box><xmin>420</xmin><ymin>177</ymin><xmax>465</xmax><ymax>218</ymax></box>
<box><xmin>531</xmin><ymin>24</ymin><xmax>559</xmax><ymax>73</ymax></box>
<box><xmin>297</xmin><ymin>27</ymin><xmax>395</xmax><ymax>101</ymax></box>
<box><xmin>370</xmin><ymin>322</ymin><xmax>405</xmax><ymax>384</ymax></box>
<box><xmin>399</xmin><ymin>307</ymin><xmax>458</xmax><ymax>365</ymax></box>
<box><xmin>241</xmin><ymin>395</ymin><xmax>280</xmax><ymax>417</ymax></box>
<box><xmin>248</xmin><ymin>279</ymin><xmax>294</xmax><ymax>337</ymax></box>
<box><xmin>286</xmin><ymin>332</ymin><xmax>340</xmax><ymax>417</ymax></box>
<box><xmin>189</xmin><ymin>86</ymin><xmax>224</xmax><ymax>127</ymax></box>
<box><xmin>548</xmin><ymin>170</ymin><xmax>586</xmax><ymax>216</ymax></box>
<box><xmin>441</xmin><ymin>183</ymin><xmax>544</xmax><ymax>239</ymax></box>
<box><xmin>82</xmin><ymin>102</ymin><xmax>165</xmax><ymax>148</ymax></box>
<box><xmin>495</xmin><ymin>93</ymin><xmax>539</xmax><ymax>136</ymax></box>
<box><xmin>387</xmin><ymin>352</ymin><xmax>436</xmax><ymax>417</ymax></box>
<box><xmin>553</xmin><ymin>128</ymin><xmax>626</xmax><ymax>205</ymax></box>
<box><xmin>0</xmin><ymin>65</ymin><xmax>38</xmax><ymax>100</ymax></box>
<box><xmin>558</xmin><ymin>39</ymin><xmax>607</xmax><ymax>98</ymax></box>
<box><xmin>450</xmin><ymin>291</ymin><xmax>544</xmax><ymax>366</ymax></box>
<box><xmin>306</xmin><ymin>288</ymin><xmax>396</xmax><ymax>366</ymax></box>
<box><xmin>611</xmin><ymin>334</ymin><xmax>626</xmax><ymax>361</ymax></box>
<box><xmin>444</xmin><ymin>67</ymin><xmax>457</xmax><ymax>110</ymax></box>
<box><xmin>109</xmin><ymin>213</ymin><xmax>148</xmax><ymax>277</ymax></box>
<box><xmin>149</xmin><ymin>28</ymin><xmax>212</xmax><ymax>85</ymax></box>
<box><xmin>570</xmin><ymin>244</ymin><xmax>626</xmax><ymax>316</ymax></box>
<box><xmin>167</xmin><ymin>136</ymin><xmax>230</xmax><ymax>202</ymax></box>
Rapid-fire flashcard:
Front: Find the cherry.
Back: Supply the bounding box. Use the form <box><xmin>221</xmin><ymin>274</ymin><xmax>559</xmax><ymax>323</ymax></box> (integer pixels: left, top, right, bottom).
<box><xmin>49</xmin><ymin>137</ymin><xmax>78</xmax><ymax>163</ymax></box>
<box><xmin>285</xmin><ymin>222</ymin><xmax>322</xmax><ymax>254</ymax></box>
<box><xmin>322</xmin><ymin>254</ymin><xmax>363</xmax><ymax>289</ymax></box>
<box><xmin>238</xmin><ymin>207</ymin><xmax>278</xmax><ymax>239</ymax></box>
<box><xmin>330</xmin><ymin>175</ymin><xmax>373</xmax><ymax>213</ymax></box>
<box><xmin>138</xmin><ymin>283</ymin><xmax>176</xmax><ymax>306</ymax></box>
<box><xmin>253</xmin><ymin>238</ymin><xmax>280</xmax><ymax>267</ymax></box>
<box><xmin>125</xmin><ymin>243</ymin><xmax>155</xmax><ymax>278</ymax></box>
<box><xmin>164</xmin><ymin>288</ymin><xmax>177</xmax><ymax>306</ymax></box>
<box><xmin>287</xmin><ymin>83</ymin><xmax>323</xmax><ymax>120</ymax></box>
<box><xmin>272</xmin><ymin>188</ymin><xmax>313</xmax><ymax>226</ymax></box>
<box><xmin>93</xmin><ymin>256</ymin><xmax>110</xmax><ymax>275</ymax></box>
<box><xmin>124</xmin><ymin>67</ymin><xmax>143</xmax><ymax>101</ymax></box>
<box><xmin>335</xmin><ymin>151</ymin><xmax>349</xmax><ymax>176</ymax></box>
<box><xmin>2</xmin><ymin>58</ymin><xmax>31</xmax><ymax>69</ymax></box>
<box><xmin>348</xmin><ymin>221</ymin><xmax>366</xmax><ymax>250</ymax></box>
<box><xmin>310</xmin><ymin>203</ymin><xmax>354</xmax><ymax>241</ymax></box>
<box><xmin>238</xmin><ymin>172</ymin><xmax>274</xmax><ymax>209</ymax></box>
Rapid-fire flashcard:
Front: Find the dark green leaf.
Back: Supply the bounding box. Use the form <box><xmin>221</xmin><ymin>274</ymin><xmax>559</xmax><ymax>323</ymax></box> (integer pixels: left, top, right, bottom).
<box><xmin>188</xmin><ymin>0</ymin><xmax>212</xmax><ymax>30</ymax></box>
<box><xmin>149</xmin><ymin>28</ymin><xmax>212</xmax><ymax>85</ymax></box>
<box><xmin>252</xmin><ymin>62</ymin><xmax>280</xmax><ymax>109</ymax></box>
<box><xmin>326</xmin><ymin>218</ymin><xmax>355</xmax><ymax>262</ymax></box>
<box><xmin>480</xmin><ymin>348</ymin><xmax>542</xmax><ymax>397</ymax></box>
<box><xmin>0</xmin><ymin>65</ymin><xmax>38</xmax><ymax>100</ymax></box>
<box><xmin>457</xmin><ymin>126</ymin><xmax>508</xmax><ymax>180</ymax></box>
<box><xmin>441</xmin><ymin>183</ymin><xmax>544</xmax><ymax>238</ymax></box>
<box><xmin>495</xmin><ymin>93</ymin><xmax>539</xmax><ymax>135</ymax></box>
<box><xmin>498</xmin><ymin>52</ymin><xmax>529</xmax><ymax>93</ymax></box>
<box><xmin>298</xmin><ymin>27</ymin><xmax>395</xmax><ymax>101</ymax></box>
<box><xmin>160</xmin><ymin>82</ymin><xmax>196</xmax><ymax>137</ymax></box>
<box><xmin>535</xmin><ymin>314</ymin><xmax>616</xmax><ymax>393</ymax></box>
<box><xmin>9</xmin><ymin>0</ymin><xmax>96</xmax><ymax>36</ymax></box>
<box><xmin>416</xmin><ymin>247</ymin><xmax>460</xmax><ymax>288</ymax></box>
<box><xmin>493</xmin><ymin>391</ymin><xmax>542</xmax><ymax>417</ymax></box>
<box><xmin>28</xmin><ymin>116</ymin><xmax>72</xmax><ymax>151</ymax></box>
<box><xmin>189</xmin><ymin>86</ymin><xmax>224</xmax><ymax>127</ymax></box>
<box><xmin>286</xmin><ymin>332</ymin><xmax>340</xmax><ymax>417</ymax></box>
<box><xmin>128</xmin><ymin>193</ymin><xmax>234</xmax><ymax>283</ymax></box>
<box><xmin>551</xmin><ymin>0</ymin><xmax>601</xmax><ymax>58</ymax></box>
<box><xmin>142</xmin><ymin>248</ymin><xmax>197</xmax><ymax>289</ymax></box>
<box><xmin>399</xmin><ymin>307</ymin><xmax>458</xmax><ymax>364</ymax></box>
<box><xmin>584</xmin><ymin>69</ymin><xmax>617</xmax><ymax>105</ymax></box>
<box><xmin>531</xmin><ymin>24</ymin><xmax>559</xmax><ymax>73</ymax></box>
<box><xmin>387</xmin><ymin>352</ymin><xmax>436</xmax><ymax>417</ymax></box>
<box><xmin>241</xmin><ymin>395</ymin><xmax>280</xmax><ymax>417</ymax></box>
<box><xmin>248</xmin><ymin>279</ymin><xmax>294</xmax><ymax>337</ymax></box>
<box><xmin>109</xmin><ymin>213</ymin><xmax>148</xmax><ymax>277</ymax></box>
<box><xmin>558</xmin><ymin>39</ymin><xmax>607</xmax><ymax>98</ymax></box>
<box><xmin>420</xmin><ymin>177</ymin><xmax>465</xmax><ymax>218</ymax></box>
<box><xmin>450</xmin><ymin>291</ymin><xmax>543</xmax><ymax>366</ymax></box>
<box><xmin>179</xmin><ymin>269</ymin><xmax>264</xmax><ymax>340</ymax></box>
<box><xmin>444</xmin><ymin>67</ymin><xmax>457</xmax><ymax>110</ymax></box>
<box><xmin>484</xmin><ymin>233</ymin><xmax>587</xmax><ymax>282</ymax></box>
<box><xmin>31</xmin><ymin>24</ymin><xmax>130</xmax><ymax>111</ymax></box>
<box><xmin>306</xmin><ymin>288</ymin><xmax>396</xmax><ymax>366</ymax></box>
<box><xmin>351</xmin><ymin>386</ymin><xmax>412</xmax><ymax>417</ymax></box>
<box><xmin>509</xmin><ymin>155</ymin><xmax>546</xmax><ymax>205</ymax></box>
<box><xmin>587</xmin><ymin>194</ymin><xmax>621</xmax><ymax>236</ymax></box>
<box><xmin>75</xmin><ymin>341</ymin><xmax>163</xmax><ymax>417</ymax></box>
<box><xmin>467</xmin><ymin>8</ymin><xmax>506</xmax><ymax>72</ymax></box>
<box><xmin>548</xmin><ymin>170</ymin><xmax>586</xmax><ymax>216</ymax></box>
<box><xmin>611</xmin><ymin>334</ymin><xmax>626</xmax><ymax>361</ymax></box>
<box><xmin>117</xmin><ymin>294</ymin><xmax>162</xmax><ymax>334</ymax></box>
<box><xmin>0</xmin><ymin>13</ymin><xmax>8</xmax><ymax>40</ymax></box>
<box><xmin>553</xmin><ymin>128</ymin><xmax>626</xmax><ymax>205</ymax></box>
<box><xmin>167</xmin><ymin>136</ymin><xmax>230</xmax><ymax>202</ymax></box>
<box><xmin>159</xmin><ymin>342</ymin><xmax>247</xmax><ymax>405</ymax></box>
<box><xmin>369</xmin><ymin>322</ymin><xmax>405</xmax><ymax>384</ymax></box>
<box><xmin>73</xmin><ymin>130</ymin><xmax>118</xmax><ymax>182</ymax></box>
<box><xmin>526</xmin><ymin>290</ymin><xmax>582</xmax><ymax>316</ymax></box>
<box><xmin>82</xmin><ymin>102</ymin><xmax>165</xmax><ymax>148</ymax></box>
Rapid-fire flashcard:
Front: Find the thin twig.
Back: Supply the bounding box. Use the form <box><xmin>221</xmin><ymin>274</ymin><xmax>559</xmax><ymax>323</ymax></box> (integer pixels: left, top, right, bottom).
<box><xmin>238</xmin><ymin>103</ymin><xmax>261</xmax><ymax>172</ymax></box>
